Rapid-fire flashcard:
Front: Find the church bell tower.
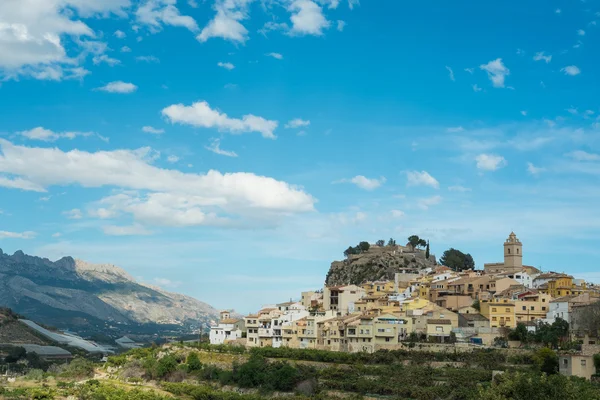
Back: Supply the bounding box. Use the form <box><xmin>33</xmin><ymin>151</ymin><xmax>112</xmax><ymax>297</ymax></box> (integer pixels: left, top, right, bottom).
<box><xmin>503</xmin><ymin>232</ymin><xmax>523</xmax><ymax>270</ymax></box>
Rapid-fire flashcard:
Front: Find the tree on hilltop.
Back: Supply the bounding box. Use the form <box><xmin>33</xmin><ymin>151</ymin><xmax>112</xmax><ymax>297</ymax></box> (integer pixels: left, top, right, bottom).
<box><xmin>358</xmin><ymin>241</ymin><xmax>370</xmax><ymax>252</ymax></box>
<box><xmin>440</xmin><ymin>248</ymin><xmax>475</xmax><ymax>271</ymax></box>
<box><xmin>425</xmin><ymin>241</ymin><xmax>430</xmax><ymax>259</ymax></box>
<box><xmin>376</xmin><ymin>239</ymin><xmax>385</xmax><ymax>247</ymax></box>
<box><xmin>407</xmin><ymin>235</ymin><xmax>427</xmax><ymax>249</ymax></box>
<box><xmin>387</xmin><ymin>238</ymin><xmax>396</xmax><ymax>246</ymax></box>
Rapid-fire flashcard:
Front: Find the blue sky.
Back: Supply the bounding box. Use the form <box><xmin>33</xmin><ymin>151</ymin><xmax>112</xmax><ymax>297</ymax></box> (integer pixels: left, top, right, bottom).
<box><xmin>1</xmin><ymin>0</ymin><xmax>600</xmax><ymax>314</ymax></box>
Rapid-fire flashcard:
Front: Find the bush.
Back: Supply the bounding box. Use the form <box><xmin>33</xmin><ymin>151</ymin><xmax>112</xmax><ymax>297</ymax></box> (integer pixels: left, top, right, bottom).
<box><xmin>533</xmin><ymin>347</ymin><xmax>558</xmax><ymax>375</ymax></box>
<box><xmin>61</xmin><ymin>357</ymin><xmax>95</xmax><ymax>378</ymax></box>
<box><xmin>25</xmin><ymin>369</ymin><xmax>45</xmax><ymax>381</ymax></box>
<box><xmin>186</xmin><ymin>352</ymin><xmax>202</xmax><ymax>372</ymax></box>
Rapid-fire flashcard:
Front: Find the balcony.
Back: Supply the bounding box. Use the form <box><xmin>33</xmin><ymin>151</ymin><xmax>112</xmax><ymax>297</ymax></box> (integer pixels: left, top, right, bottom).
<box><xmin>258</xmin><ymin>328</ymin><xmax>273</xmax><ymax>337</ymax></box>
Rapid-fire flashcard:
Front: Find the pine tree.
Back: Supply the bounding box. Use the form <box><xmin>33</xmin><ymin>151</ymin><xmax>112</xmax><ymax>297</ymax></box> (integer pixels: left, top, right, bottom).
<box><xmin>425</xmin><ymin>240</ymin><xmax>430</xmax><ymax>259</ymax></box>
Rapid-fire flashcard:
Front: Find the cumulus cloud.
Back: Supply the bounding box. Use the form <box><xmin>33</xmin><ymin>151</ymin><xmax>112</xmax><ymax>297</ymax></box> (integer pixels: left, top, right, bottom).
<box><xmin>167</xmin><ymin>155</ymin><xmax>180</xmax><ymax>163</ymax></box>
<box><xmin>578</xmin><ymin>29</ymin><xmax>585</xmax><ymax>36</ymax></box>
<box><xmin>406</xmin><ymin>171</ymin><xmax>439</xmax><ymax>188</ymax></box>
<box><xmin>0</xmin><ymin>140</ymin><xmax>315</xmax><ymax>228</ymax></box>
<box><xmin>480</xmin><ymin>58</ymin><xmax>509</xmax><ymax>88</ymax></box>
<box><xmin>162</xmin><ymin>100</ymin><xmax>278</xmax><ymax>139</ymax></box>
<box><xmin>64</xmin><ymin>208</ymin><xmax>83</xmax><ymax>219</ymax></box>
<box><xmin>335</xmin><ymin>175</ymin><xmax>386</xmax><ymax>190</ymax></box>
<box><xmin>288</xmin><ymin>0</ymin><xmax>330</xmax><ymax>36</ymax></box>
<box><xmin>266</xmin><ymin>52</ymin><xmax>283</xmax><ymax>60</ymax></box>
<box><xmin>217</xmin><ymin>61</ymin><xmax>235</xmax><ymax>70</ymax></box>
<box><xmin>390</xmin><ymin>210</ymin><xmax>405</xmax><ymax>218</ymax></box>
<box><xmin>285</xmin><ymin>118</ymin><xmax>310</xmax><ymax>128</ymax></box>
<box><xmin>142</xmin><ymin>126</ymin><xmax>165</xmax><ymax>134</ymax></box>
<box><xmin>527</xmin><ymin>162</ymin><xmax>545</xmax><ymax>176</ymax></box>
<box><xmin>114</xmin><ymin>30</ymin><xmax>126</xmax><ymax>39</ymax></box>
<box><xmin>472</xmin><ymin>84</ymin><xmax>482</xmax><ymax>92</ymax></box>
<box><xmin>445</xmin><ymin>66</ymin><xmax>455</xmax><ymax>81</ymax></box>
<box><xmin>0</xmin><ymin>0</ymin><xmax>129</xmax><ymax>80</ymax></box>
<box><xmin>136</xmin><ymin>0</ymin><xmax>198</xmax><ymax>33</ymax></box>
<box><xmin>561</xmin><ymin>65</ymin><xmax>581</xmax><ymax>76</ymax></box>
<box><xmin>533</xmin><ymin>52</ymin><xmax>552</xmax><ymax>63</ymax></box>
<box><xmin>121</xmin><ymin>46</ymin><xmax>132</xmax><ymax>53</ymax></box>
<box><xmin>92</xmin><ymin>54</ymin><xmax>121</xmax><ymax>66</ymax></box>
<box><xmin>336</xmin><ymin>20</ymin><xmax>346</xmax><ymax>31</ymax></box>
<box><xmin>417</xmin><ymin>195</ymin><xmax>442</xmax><ymax>210</ymax></box>
<box><xmin>205</xmin><ymin>139</ymin><xmax>238</xmax><ymax>157</ymax></box>
<box><xmin>103</xmin><ymin>224</ymin><xmax>153</xmax><ymax>236</ymax></box>
<box><xmin>17</xmin><ymin>127</ymin><xmax>97</xmax><ymax>142</ymax></box>
<box><xmin>197</xmin><ymin>0</ymin><xmax>250</xmax><ymax>43</ymax></box>
<box><xmin>96</xmin><ymin>81</ymin><xmax>138</xmax><ymax>93</ymax></box>
<box><xmin>566</xmin><ymin>150</ymin><xmax>600</xmax><ymax>161</ymax></box>
<box><xmin>475</xmin><ymin>153</ymin><xmax>507</xmax><ymax>171</ymax></box>
<box><xmin>446</xmin><ymin>126</ymin><xmax>464</xmax><ymax>133</ymax></box>
<box><xmin>0</xmin><ymin>230</ymin><xmax>36</xmax><ymax>239</ymax></box>
<box><xmin>136</xmin><ymin>55</ymin><xmax>160</xmax><ymax>63</ymax></box>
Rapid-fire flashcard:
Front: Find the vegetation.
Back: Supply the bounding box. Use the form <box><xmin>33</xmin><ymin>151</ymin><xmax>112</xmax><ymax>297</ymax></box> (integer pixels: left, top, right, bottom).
<box><xmin>425</xmin><ymin>240</ymin><xmax>430</xmax><ymax>259</ymax></box>
<box><xmin>440</xmin><ymin>248</ymin><xmax>475</xmax><ymax>271</ymax></box>
<box><xmin>507</xmin><ymin>319</ymin><xmax>570</xmax><ymax>349</ymax></box>
<box><xmin>407</xmin><ymin>235</ymin><xmax>427</xmax><ymax>249</ymax></box>
<box><xmin>343</xmin><ymin>241</ymin><xmax>371</xmax><ymax>258</ymax></box>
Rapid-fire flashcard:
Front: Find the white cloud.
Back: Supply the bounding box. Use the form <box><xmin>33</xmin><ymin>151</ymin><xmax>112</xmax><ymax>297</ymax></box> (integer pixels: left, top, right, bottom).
<box><xmin>0</xmin><ymin>0</ymin><xmax>129</xmax><ymax>80</ymax></box>
<box><xmin>205</xmin><ymin>138</ymin><xmax>238</xmax><ymax>157</ymax></box>
<box><xmin>566</xmin><ymin>107</ymin><xmax>578</xmax><ymax>115</ymax></box>
<box><xmin>285</xmin><ymin>118</ymin><xmax>310</xmax><ymax>128</ymax></box>
<box><xmin>533</xmin><ymin>51</ymin><xmax>552</xmax><ymax>63</ymax></box>
<box><xmin>561</xmin><ymin>65</ymin><xmax>581</xmax><ymax>76</ymax></box>
<box><xmin>266</xmin><ymin>52</ymin><xmax>283</xmax><ymax>60</ymax></box>
<box><xmin>464</xmin><ymin>68</ymin><xmax>474</xmax><ymax>74</ymax></box>
<box><xmin>472</xmin><ymin>84</ymin><xmax>482</xmax><ymax>92</ymax></box>
<box><xmin>527</xmin><ymin>162</ymin><xmax>545</xmax><ymax>176</ymax></box>
<box><xmin>114</xmin><ymin>30</ymin><xmax>126</xmax><ymax>39</ymax></box>
<box><xmin>197</xmin><ymin>0</ymin><xmax>249</xmax><ymax>43</ymax></box>
<box><xmin>64</xmin><ymin>208</ymin><xmax>83</xmax><ymax>219</ymax></box>
<box><xmin>475</xmin><ymin>153</ymin><xmax>507</xmax><ymax>171</ymax></box>
<box><xmin>259</xmin><ymin>21</ymin><xmax>289</xmax><ymax>36</ymax></box>
<box><xmin>188</xmin><ymin>0</ymin><xmax>198</xmax><ymax>7</ymax></box>
<box><xmin>136</xmin><ymin>55</ymin><xmax>160</xmax><ymax>63</ymax></box>
<box><xmin>566</xmin><ymin>150</ymin><xmax>600</xmax><ymax>161</ymax></box>
<box><xmin>417</xmin><ymin>195</ymin><xmax>442</xmax><ymax>210</ymax></box>
<box><xmin>96</xmin><ymin>81</ymin><xmax>138</xmax><ymax>93</ymax></box>
<box><xmin>162</xmin><ymin>100</ymin><xmax>278</xmax><ymax>139</ymax></box>
<box><xmin>336</xmin><ymin>175</ymin><xmax>386</xmax><ymax>190</ymax></box>
<box><xmin>92</xmin><ymin>54</ymin><xmax>121</xmax><ymax>66</ymax></box>
<box><xmin>17</xmin><ymin>127</ymin><xmax>96</xmax><ymax>142</ymax></box>
<box><xmin>445</xmin><ymin>66</ymin><xmax>455</xmax><ymax>81</ymax></box>
<box><xmin>0</xmin><ymin>176</ymin><xmax>45</xmax><ymax>192</ymax></box>
<box><xmin>446</xmin><ymin>126</ymin><xmax>464</xmax><ymax>133</ymax></box>
<box><xmin>390</xmin><ymin>210</ymin><xmax>405</xmax><ymax>218</ymax></box>
<box><xmin>121</xmin><ymin>46</ymin><xmax>132</xmax><ymax>53</ymax></box>
<box><xmin>448</xmin><ymin>185</ymin><xmax>471</xmax><ymax>192</ymax></box>
<box><xmin>0</xmin><ymin>230</ymin><xmax>36</xmax><ymax>239</ymax></box>
<box><xmin>52</xmin><ymin>232</ymin><xmax>62</xmax><ymax>238</ymax></box>
<box><xmin>152</xmin><ymin>277</ymin><xmax>181</xmax><ymax>288</ymax></box>
<box><xmin>480</xmin><ymin>58</ymin><xmax>509</xmax><ymax>88</ymax></box>
<box><xmin>288</xmin><ymin>0</ymin><xmax>330</xmax><ymax>36</ymax></box>
<box><xmin>0</xmin><ymin>140</ymin><xmax>315</xmax><ymax>227</ymax></box>
<box><xmin>521</xmin><ymin>111</ymin><xmax>527</xmax><ymax>116</ymax></box>
<box><xmin>555</xmin><ymin>8</ymin><xmax>561</xmax><ymax>14</ymax></box>
<box><xmin>336</xmin><ymin>20</ymin><xmax>346</xmax><ymax>31</ymax></box>
<box><xmin>578</xmin><ymin>29</ymin><xmax>586</xmax><ymax>36</ymax></box>
<box><xmin>136</xmin><ymin>0</ymin><xmax>198</xmax><ymax>33</ymax></box>
<box><xmin>167</xmin><ymin>155</ymin><xmax>180</xmax><ymax>163</ymax></box>
<box><xmin>142</xmin><ymin>126</ymin><xmax>165</xmax><ymax>134</ymax></box>
<box><xmin>103</xmin><ymin>224</ymin><xmax>153</xmax><ymax>236</ymax></box>
<box><xmin>406</xmin><ymin>170</ymin><xmax>439</xmax><ymax>188</ymax></box>
<box><xmin>217</xmin><ymin>61</ymin><xmax>235</xmax><ymax>70</ymax></box>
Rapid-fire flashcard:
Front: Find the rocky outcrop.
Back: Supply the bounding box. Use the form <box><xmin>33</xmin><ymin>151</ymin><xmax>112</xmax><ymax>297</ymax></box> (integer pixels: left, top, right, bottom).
<box><xmin>0</xmin><ymin>248</ymin><xmax>219</xmax><ymax>335</ymax></box>
<box><xmin>325</xmin><ymin>245</ymin><xmax>437</xmax><ymax>286</ymax></box>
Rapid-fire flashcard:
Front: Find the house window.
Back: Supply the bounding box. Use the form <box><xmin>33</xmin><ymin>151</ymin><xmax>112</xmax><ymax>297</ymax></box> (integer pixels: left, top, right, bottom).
<box><xmin>506</xmin><ymin>308</ymin><xmax>510</xmax><ymax>313</ymax></box>
<box><xmin>385</xmin><ymin>337</ymin><xmax>390</xmax><ymax>342</ymax></box>
<box><xmin>492</xmin><ymin>308</ymin><xmax>497</xmax><ymax>312</ymax></box>
<box><xmin>581</xmin><ymin>359</ymin><xmax>587</xmax><ymax>366</ymax></box>
<box><xmin>436</xmin><ymin>326</ymin><xmax>443</xmax><ymax>332</ymax></box>
<box><xmin>542</xmin><ymin>307</ymin><xmax>546</xmax><ymax>311</ymax></box>
<box><xmin>563</xmin><ymin>359</ymin><xmax>568</xmax><ymax>365</ymax></box>
<box><xmin>492</xmin><ymin>317</ymin><xmax>497</xmax><ymax>321</ymax></box>
<box><xmin>522</xmin><ymin>306</ymin><xmax>526</xmax><ymax>311</ymax></box>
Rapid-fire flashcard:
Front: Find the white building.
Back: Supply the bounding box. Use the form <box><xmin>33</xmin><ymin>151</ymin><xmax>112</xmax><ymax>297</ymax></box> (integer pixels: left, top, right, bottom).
<box><xmin>498</xmin><ymin>270</ymin><xmax>534</xmax><ymax>288</ymax></box>
<box><xmin>209</xmin><ymin>311</ymin><xmax>244</xmax><ymax>345</ymax></box>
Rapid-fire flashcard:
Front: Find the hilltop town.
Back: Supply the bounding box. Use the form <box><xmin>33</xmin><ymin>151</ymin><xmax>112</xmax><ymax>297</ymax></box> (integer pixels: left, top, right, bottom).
<box><xmin>211</xmin><ymin>232</ymin><xmax>600</xmax><ymax>380</ymax></box>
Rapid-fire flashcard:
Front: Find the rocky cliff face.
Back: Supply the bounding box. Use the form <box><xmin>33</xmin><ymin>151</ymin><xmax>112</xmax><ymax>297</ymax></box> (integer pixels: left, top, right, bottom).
<box><xmin>325</xmin><ymin>245</ymin><xmax>437</xmax><ymax>286</ymax></box>
<box><xmin>0</xmin><ymin>249</ymin><xmax>218</xmax><ymax>335</ymax></box>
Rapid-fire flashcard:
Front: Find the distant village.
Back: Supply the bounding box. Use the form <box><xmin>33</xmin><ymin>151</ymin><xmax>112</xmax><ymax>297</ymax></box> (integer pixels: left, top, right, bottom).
<box><xmin>210</xmin><ymin>232</ymin><xmax>600</xmax><ymax>380</ymax></box>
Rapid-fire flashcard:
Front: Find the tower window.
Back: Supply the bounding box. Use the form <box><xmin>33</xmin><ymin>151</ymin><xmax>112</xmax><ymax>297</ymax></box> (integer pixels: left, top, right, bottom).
<box><xmin>507</xmin><ymin>248</ymin><xmax>511</xmax><ymax>254</ymax></box>
<box><xmin>517</xmin><ymin>248</ymin><xmax>519</xmax><ymax>254</ymax></box>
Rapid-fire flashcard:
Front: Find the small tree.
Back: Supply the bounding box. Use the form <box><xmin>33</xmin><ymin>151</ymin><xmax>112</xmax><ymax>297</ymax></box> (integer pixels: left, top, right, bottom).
<box><xmin>358</xmin><ymin>241</ymin><xmax>370</xmax><ymax>252</ymax></box>
<box><xmin>343</xmin><ymin>246</ymin><xmax>355</xmax><ymax>258</ymax></box>
<box><xmin>186</xmin><ymin>352</ymin><xmax>202</xmax><ymax>372</ymax></box>
<box><xmin>593</xmin><ymin>353</ymin><xmax>600</xmax><ymax>375</ymax></box>
<box><xmin>533</xmin><ymin>347</ymin><xmax>559</xmax><ymax>375</ymax></box>
<box><xmin>408</xmin><ymin>235</ymin><xmax>427</xmax><ymax>249</ymax></box>
<box><xmin>425</xmin><ymin>240</ymin><xmax>430</xmax><ymax>259</ymax></box>
<box><xmin>376</xmin><ymin>239</ymin><xmax>385</xmax><ymax>247</ymax></box>
<box><xmin>387</xmin><ymin>238</ymin><xmax>396</xmax><ymax>247</ymax></box>
<box><xmin>472</xmin><ymin>300</ymin><xmax>480</xmax><ymax>312</ymax></box>
<box><xmin>440</xmin><ymin>248</ymin><xmax>475</xmax><ymax>272</ymax></box>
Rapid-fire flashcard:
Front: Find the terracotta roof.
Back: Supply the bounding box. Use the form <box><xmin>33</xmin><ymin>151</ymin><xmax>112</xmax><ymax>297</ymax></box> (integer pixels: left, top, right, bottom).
<box><xmin>245</xmin><ymin>314</ymin><xmax>258</xmax><ymax>318</ymax></box>
<box><xmin>460</xmin><ymin>313</ymin><xmax>488</xmax><ymax>322</ymax></box>
<box><xmin>220</xmin><ymin>318</ymin><xmax>240</xmax><ymax>324</ymax></box>
<box><xmin>427</xmin><ymin>319</ymin><xmax>451</xmax><ymax>325</ymax></box>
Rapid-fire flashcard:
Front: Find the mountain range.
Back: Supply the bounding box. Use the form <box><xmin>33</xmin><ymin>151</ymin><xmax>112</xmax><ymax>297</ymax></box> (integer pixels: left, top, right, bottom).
<box><xmin>0</xmin><ymin>249</ymin><xmax>219</xmax><ymax>337</ymax></box>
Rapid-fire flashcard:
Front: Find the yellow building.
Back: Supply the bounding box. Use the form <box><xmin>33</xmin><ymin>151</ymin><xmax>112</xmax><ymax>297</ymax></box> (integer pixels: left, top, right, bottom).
<box><xmin>361</xmin><ymin>280</ymin><xmax>396</xmax><ymax>296</ymax></box>
<box><xmin>480</xmin><ymin>298</ymin><xmax>516</xmax><ymax>328</ymax></box>
<box><xmin>515</xmin><ymin>293</ymin><xmax>552</xmax><ymax>323</ymax></box>
<box><xmin>547</xmin><ymin>276</ymin><xmax>575</xmax><ymax>298</ymax></box>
